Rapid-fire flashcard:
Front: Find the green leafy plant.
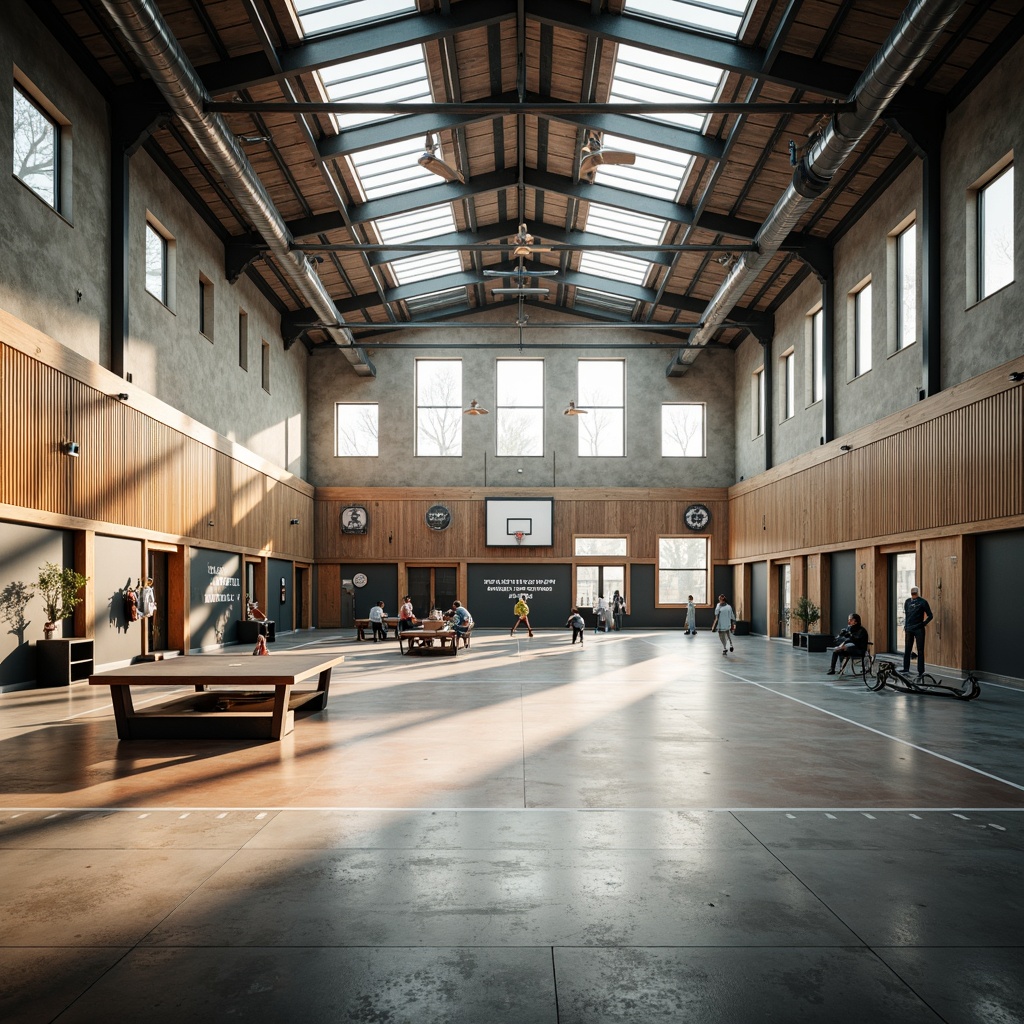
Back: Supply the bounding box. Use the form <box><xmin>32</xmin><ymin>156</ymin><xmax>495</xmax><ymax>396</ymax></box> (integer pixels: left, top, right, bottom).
<box><xmin>34</xmin><ymin>562</ymin><xmax>89</xmax><ymax>632</ymax></box>
<box><xmin>793</xmin><ymin>596</ymin><xmax>821</xmax><ymax>632</ymax></box>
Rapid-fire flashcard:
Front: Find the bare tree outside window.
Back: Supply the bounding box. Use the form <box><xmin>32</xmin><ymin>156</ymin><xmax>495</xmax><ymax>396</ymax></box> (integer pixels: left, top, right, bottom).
<box><xmin>578</xmin><ymin>360</ymin><xmax>624</xmax><ymax>457</ymax></box>
<box><xmin>497</xmin><ymin>360</ymin><xmax>543</xmax><ymax>456</ymax></box>
<box><xmin>416</xmin><ymin>359</ymin><xmax>462</xmax><ymax>456</ymax></box>
<box><xmin>13</xmin><ymin>85</ymin><xmax>57</xmax><ymax>208</ymax></box>
<box><xmin>661</xmin><ymin>403</ymin><xmax>704</xmax><ymax>456</ymax></box>
<box><xmin>658</xmin><ymin>536</ymin><xmax>709</xmax><ymax>604</ymax></box>
<box><xmin>145</xmin><ymin>223</ymin><xmax>167</xmax><ymax>302</ymax></box>
<box><xmin>336</xmin><ymin>403</ymin><xmax>379</xmax><ymax>456</ymax></box>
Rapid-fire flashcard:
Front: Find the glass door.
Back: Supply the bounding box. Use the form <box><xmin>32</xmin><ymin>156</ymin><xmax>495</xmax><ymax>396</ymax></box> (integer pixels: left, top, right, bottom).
<box><xmin>889</xmin><ymin>552</ymin><xmax>916</xmax><ymax>651</ymax></box>
<box><xmin>407</xmin><ymin>566</ymin><xmax>458</xmax><ymax>617</ymax></box>
<box><xmin>575</xmin><ymin>565</ymin><xmax>625</xmax><ymax>610</ymax></box>
<box><xmin>778</xmin><ymin>563</ymin><xmax>791</xmax><ymax>636</ymax></box>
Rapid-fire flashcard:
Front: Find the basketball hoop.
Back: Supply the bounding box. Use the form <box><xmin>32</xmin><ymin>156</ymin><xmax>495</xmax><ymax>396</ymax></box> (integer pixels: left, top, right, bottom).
<box><xmin>514</xmin><ymin>531</ymin><xmax>524</xmax><ymax>545</ymax></box>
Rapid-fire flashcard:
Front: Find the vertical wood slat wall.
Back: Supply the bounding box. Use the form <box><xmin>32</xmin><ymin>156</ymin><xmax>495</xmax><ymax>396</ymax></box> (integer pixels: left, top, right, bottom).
<box><xmin>729</xmin><ymin>380</ymin><xmax>1024</xmax><ymax>559</ymax></box>
<box><xmin>314</xmin><ymin>489</ymin><xmax>730</xmax><ymax>564</ymax></box>
<box><xmin>0</xmin><ymin>340</ymin><xmax>313</xmax><ymax>557</ymax></box>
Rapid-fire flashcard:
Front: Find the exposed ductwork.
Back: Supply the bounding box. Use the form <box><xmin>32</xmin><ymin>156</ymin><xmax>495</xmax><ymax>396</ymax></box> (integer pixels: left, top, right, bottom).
<box><xmin>668</xmin><ymin>0</ymin><xmax>964</xmax><ymax>375</ymax></box>
<box><xmin>98</xmin><ymin>0</ymin><xmax>375</xmax><ymax>376</ymax></box>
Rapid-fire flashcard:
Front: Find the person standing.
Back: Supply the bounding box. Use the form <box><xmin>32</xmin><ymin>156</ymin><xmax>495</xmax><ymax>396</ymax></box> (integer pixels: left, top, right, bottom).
<box><xmin>595</xmin><ymin>594</ymin><xmax>609</xmax><ymax>633</ymax></box>
<box><xmin>368</xmin><ymin>600</ymin><xmax>388</xmax><ymax>642</ymax></box>
<box><xmin>511</xmin><ymin>594</ymin><xmax>533</xmax><ymax>637</ymax></box>
<box><xmin>611</xmin><ymin>590</ymin><xmax>626</xmax><ymax>631</ymax></box>
<box><xmin>711</xmin><ymin>594</ymin><xmax>736</xmax><ymax>655</ymax></box>
<box><xmin>685</xmin><ymin>595</ymin><xmax>697</xmax><ymax>636</ymax></box>
<box><xmin>566</xmin><ymin>607</ymin><xmax>585</xmax><ymax>645</ymax></box>
<box><xmin>903</xmin><ymin>586</ymin><xmax>934</xmax><ymax>676</ymax></box>
<box><xmin>398</xmin><ymin>595</ymin><xmax>417</xmax><ymax>633</ymax></box>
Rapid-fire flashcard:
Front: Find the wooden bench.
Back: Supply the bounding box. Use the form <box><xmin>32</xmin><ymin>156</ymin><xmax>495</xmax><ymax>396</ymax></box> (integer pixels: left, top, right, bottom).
<box><xmin>398</xmin><ymin>628</ymin><xmax>460</xmax><ymax>656</ymax></box>
<box><xmin>354</xmin><ymin>616</ymin><xmax>399</xmax><ymax>640</ymax></box>
<box><xmin>90</xmin><ymin>653</ymin><xmax>344</xmax><ymax>740</ymax></box>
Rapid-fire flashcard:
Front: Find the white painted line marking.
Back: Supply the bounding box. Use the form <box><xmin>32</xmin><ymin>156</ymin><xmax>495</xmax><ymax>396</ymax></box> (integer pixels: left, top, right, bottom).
<box><xmin>216</xmin><ymin>812</ymin><xmax>228</xmax><ymax>819</ymax></box>
<box><xmin>138</xmin><ymin>813</ymin><xmax>149</xmax><ymax>819</ymax></box>
<box><xmin>989</xmin><ymin>823</ymin><xmax>1007</xmax><ymax>831</ymax></box>
<box><xmin>44</xmin><ymin>813</ymin><xmax>60</xmax><ymax>819</ymax></box>
<box><xmin>862</xmin><ymin>813</ymin><xmax>876</xmax><ymax>819</ymax></box>
<box><xmin>825</xmin><ymin>813</ymin><xmax>837</xmax><ymax>819</ymax></box>
<box><xmin>786</xmin><ymin>813</ymin><xmax>797</xmax><ymax>819</ymax></box>
<box><xmin>178</xmin><ymin>813</ymin><xmax>190</xmax><ymax>819</ymax></box>
<box><xmin>909</xmin><ymin>813</ymin><xmax>922</xmax><ymax>819</ymax></box>
<box><xmin>953</xmin><ymin>813</ymin><xmax>969</xmax><ymax>820</ymax></box>
<box><xmin>256</xmin><ymin>812</ymin><xmax>267</xmax><ymax>819</ymax></box>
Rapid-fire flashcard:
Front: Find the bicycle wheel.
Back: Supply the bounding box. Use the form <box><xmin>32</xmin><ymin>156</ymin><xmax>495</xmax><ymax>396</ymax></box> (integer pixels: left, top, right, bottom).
<box><xmin>866</xmin><ymin>661</ymin><xmax>888</xmax><ymax>691</ymax></box>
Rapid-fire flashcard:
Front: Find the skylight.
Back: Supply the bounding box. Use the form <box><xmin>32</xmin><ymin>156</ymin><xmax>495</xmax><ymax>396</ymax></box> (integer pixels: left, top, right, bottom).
<box><xmin>292</xmin><ymin>0</ymin><xmax>416</xmax><ymax>37</ymax></box>
<box><xmin>374</xmin><ymin>204</ymin><xmax>462</xmax><ymax>286</ymax></box>
<box><xmin>585</xmin><ymin>134</ymin><xmax>691</xmax><ymax>200</ymax></box>
<box><xmin>319</xmin><ymin>44</ymin><xmax>430</xmax><ymax>132</ymax></box>
<box><xmin>405</xmin><ymin>288</ymin><xmax>467</xmax><ymax>316</ymax></box>
<box><xmin>610</xmin><ymin>44</ymin><xmax>724</xmax><ymax>133</ymax></box>
<box><xmin>585</xmin><ymin>203</ymin><xmax>667</xmax><ymax>245</ymax></box>
<box><xmin>574</xmin><ymin>288</ymin><xmax>638</xmax><ymax>317</ymax></box>
<box><xmin>348</xmin><ymin>137</ymin><xmax>439</xmax><ymax>200</ymax></box>
<box><xmin>578</xmin><ymin>251</ymin><xmax>651</xmax><ymax>286</ymax></box>
<box><xmin>622</xmin><ymin>0</ymin><xmax>753</xmax><ymax>38</ymax></box>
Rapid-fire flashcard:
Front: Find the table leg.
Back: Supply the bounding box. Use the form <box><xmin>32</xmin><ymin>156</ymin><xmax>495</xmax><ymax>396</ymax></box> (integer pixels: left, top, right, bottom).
<box><xmin>109</xmin><ymin>686</ymin><xmax>135</xmax><ymax>739</ymax></box>
<box><xmin>270</xmin><ymin>685</ymin><xmax>293</xmax><ymax>739</ymax></box>
<box><xmin>306</xmin><ymin>667</ymin><xmax>333</xmax><ymax>712</ymax></box>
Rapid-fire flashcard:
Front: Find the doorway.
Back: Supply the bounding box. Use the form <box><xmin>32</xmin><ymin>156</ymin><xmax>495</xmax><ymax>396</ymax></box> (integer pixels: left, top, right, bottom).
<box><xmin>407</xmin><ymin>566</ymin><xmax>458</xmax><ymax>617</ymax></box>
<box><xmin>575</xmin><ymin>565</ymin><xmax>625</xmax><ymax>610</ymax></box>
<box><xmin>889</xmin><ymin>552</ymin><xmax>916</xmax><ymax>650</ymax></box>
<box><xmin>777</xmin><ymin>563</ymin><xmax>791</xmax><ymax>636</ymax></box>
<box><xmin>147</xmin><ymin>550</ymin><xmax>169</xmax><ymax>654</ymax></box>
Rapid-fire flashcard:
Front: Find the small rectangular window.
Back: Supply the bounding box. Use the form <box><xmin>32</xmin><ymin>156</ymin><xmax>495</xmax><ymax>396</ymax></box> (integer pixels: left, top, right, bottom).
<box><xmin>979</xmin><ymin>165</ymin><xmax>1014</xmax><ymax>299</ymax></box>
<box><xmin>752</xmin><ymin>366</ymin><xmax>765</xmax><ymax>438</ymax></box>
<box><xmin>657</xmin><ymin>536</ymin><xmax>709</xmax><ymax>605</ymax></box>
<box><xmin>574</xmin><ymin>537</ymin><xmax>628</xmax><ymax>556</ymax></box>
<box><xmin>661</xmin><ymin>403</ymin><xmax>705</xmax><ymax>456</ymax></box>
<box><xmin>145</xmin><ymin>222</ymin><xmax>168</xmax><ymax>304</ymax></box>
<box><xmin>578</xmin><ymin>359</ymin><xmax>625</xmax><ymax>457</ymax></box>
<box><xmin>781</xmin><ymin>349</ymin><xmax>795</xmax><ymax>420</ymax></box>
<box><xmin>810</xmin><ymin>308</ymin><xmax>824</xmax><ymax>404</ymax></box>
<box><xmin>496</xmin><ymin>359</ymin><xmax>544</xmax><ymax>456</ymax></box>
<box><xmin>199</xmin><ymin>275</ymin><xmax>214</xmax><ymax>341</ymax></box>
<box><xmin>261</xmin><ymin>340</ymin><xmax>270</xmax><ymax>393</ymax></box>
<box><xmin>854</xmin><ymin>282</ymin><xmax>872</xmax><ymax>377</ymax></box>
<box><xmin>416</xmin><ymin>359</ymin><xmax>462</xmax><ymax>456</ymax></box>
<box><xmin>335</xmin><ymin>403</ymin><xmax>379</xmax><ymax>456</ymax></box>
<box><xmin>13</xmin><ymin>81</ymin><xmax>60</xmax><ymax>210</ymax></box>
<box><xmin>896</xmin><ymin>223</ymin><xmax>917</xmax><ymax>349</ymax></box>
<box><xmin>238</xmin><ymin>310</ymin><xmax>248</xmax><ymax>370</ymax></box>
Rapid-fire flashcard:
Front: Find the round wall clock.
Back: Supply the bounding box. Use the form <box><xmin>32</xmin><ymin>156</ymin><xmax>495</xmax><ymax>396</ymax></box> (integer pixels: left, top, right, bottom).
<box><xmin>684</xmin><ymin>503</ymin><xmax>711</xmax><ymax>532</ymax></box>
<box><xmin>352</xmin><ymin>573</ymin><xmax>368</xmax><ymax>588</ymax></box>
<box><xmin>425</xmin><ymin>504</ymin><xmax>452</xmax><ymax>531</ymax></box>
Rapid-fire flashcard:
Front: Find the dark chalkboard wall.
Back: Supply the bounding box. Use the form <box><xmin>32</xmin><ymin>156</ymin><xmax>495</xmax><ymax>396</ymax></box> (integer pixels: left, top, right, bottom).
<box><xmin>189</xmin><ymin>548</ymin><xmax>242</xmax><ymax>650</ymax></box>
<box><xmin>468</xmin><ymin>564</ymin><xmax>571</xmax><ymax>628</ymax></box>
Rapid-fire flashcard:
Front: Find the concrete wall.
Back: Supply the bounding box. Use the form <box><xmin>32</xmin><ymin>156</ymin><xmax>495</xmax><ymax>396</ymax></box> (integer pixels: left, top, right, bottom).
<box><xmin>0</xmin><ymin>3</ymin><xmax>111</xmax><ymax>365</ymax></box>
<box><xmin>307</xmin><ymin>313</ymin><xmax>735</xmax><ymax>488</ymax></box>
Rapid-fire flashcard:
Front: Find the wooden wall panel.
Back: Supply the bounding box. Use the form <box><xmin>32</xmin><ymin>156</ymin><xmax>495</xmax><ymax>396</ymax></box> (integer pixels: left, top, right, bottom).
<box><xmin>317</xmin><ymin>564</ymin><xmax>342</xmax><ymax>628</ymax></box>
<box><xmin>314</xmin><ymin>488</ymin><xmax>730</xmax><ymax>564</ymax></box>
<box><xmin>0</xmin><ymin>336</ymin><xmax>313</xmax><ymax>560</ymax></box>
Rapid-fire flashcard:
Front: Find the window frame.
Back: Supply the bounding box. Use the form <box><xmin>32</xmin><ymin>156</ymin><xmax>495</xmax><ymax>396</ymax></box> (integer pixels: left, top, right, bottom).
<box><xmin>145</xmin><ymin>218</ymin><xmax>173</xmax><ymax>308</ymax></box>
<box><xmin>199</xmin><ymin>275</ymin><xmax>214</xmax><ymax>341</ymax></box>
<box><xmin>660</xmin><ymin>402</ymin><xmax>705</xmax><ymax>457</ymax></box>
<box><xmin>335</xmin><ymin>402</ymin><xmax>380</xmax><ymax>457</ymax></box>
<box><xmin>415</xmin><ymin>358</ymin><xmax>463</xmax><ymax>457</ymax></box>
<box><xmin>780</xmin><ymin>348</ymin><xmax>795</xmax><ymax>421</ymax></box>
<box><xmin>261</xmin><ymin>340</ymin><xmax>270</xmax><ymax>393</ymax></box>
<box><xmin>808</xmin><ymin>306</ymin><xmax>824</xmax><ymax>406</ymax></box>
<box><xmin>12</xmin><ymin>78</ymin><xmax>66</xmax><ymax>214</ymax></box>
<box><xmin>495</xmin><ymin>358</ymin><xmax>545</xmax><ymax>457</ymax></box>
<box><xmin>577</xmin><ymin>358</ymin><xmax>626</xmax><ymax>458</ymax></box>
<box><xmin>852</xmin><ymin>280</ymin><xmax>872</xmax><ymax>378</ymax></box>
<box><xmin>656</xmin><ymin>535</ymin><xmax>710</xmax><ymax>607</ymax></box>
<box><xmin>238</xmin><ymin>309</ymin><xmax>249</xmax><ymax>370</ymax></box>
<box><xmin>978</xmin><ymin>163</ymin><xmax>1014</xmax><ymax>300</ymax></box>
<box><xmin>895</xmin><ymin>221</ymin><xmax>917</xmax><ymax>351</ymax></box>
<box><xmin>752</xmin><ymin>366</ymin><xmax>765</xmax><ymax>438</ymax></box>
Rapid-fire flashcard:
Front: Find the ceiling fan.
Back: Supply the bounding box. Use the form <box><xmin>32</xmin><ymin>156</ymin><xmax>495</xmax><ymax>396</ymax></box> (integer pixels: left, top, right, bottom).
<box><xmin>579</xmin><ymin>131</ymin><xmax>636</xmax><ymax>182</ymax></box>
<box><xmin>417</xmin><ymin>133</ymin><xmax>464</xmax><ymax>184</ymax></box>
<box><xmin>510</xmin><ymin>223</ymin><xmax>554</xmax><ymax>258</ymax></box>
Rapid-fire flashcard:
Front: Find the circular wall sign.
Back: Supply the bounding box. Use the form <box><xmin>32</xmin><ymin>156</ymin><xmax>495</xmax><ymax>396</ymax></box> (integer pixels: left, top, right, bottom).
<box><xmin>684</xmin><ymin>503</ymin><xmax>711</xmax><ymax>532</ymax></box>
<box><xmin>425</xmin><ymin>504</ymin><xmax>452</xmax><ymax>531</ymax></box>
<box><xmin>352</xmin><ymin>573</ymin><xmax>368</xmax><ymax>588</ymax></box>
<box><xmin>341</xmin><ymin>505</ymin><xmax>369</xmax><ymax>534</ymax></box>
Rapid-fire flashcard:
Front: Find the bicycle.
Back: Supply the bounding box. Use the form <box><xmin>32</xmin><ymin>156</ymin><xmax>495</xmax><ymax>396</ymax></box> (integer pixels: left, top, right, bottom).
<box><xmin>867</xmin><ymin>660</ymin><xmax>981</xmax><ymax>700</ymax></box>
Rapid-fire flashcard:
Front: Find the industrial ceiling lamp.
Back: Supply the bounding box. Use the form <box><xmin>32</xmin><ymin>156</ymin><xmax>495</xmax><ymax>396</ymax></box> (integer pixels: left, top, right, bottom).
<box><xmin>463</xmin><ymin>399</ymin><xmax>489</xmax><ymax>415</ymax></box>
<box><xmin>418</xmin><ymin>134</ymin><xmax>464</xmax><ymax>184</ymax></box>
<box><xmin>563</xmin><ymin>401</ymin><xmax>587</xmax><ymax>416</ymax></box>
<box><xmin>579</xmin><ymin>130</ymin><xmax>636</xmax><ymax>182</ymax></box>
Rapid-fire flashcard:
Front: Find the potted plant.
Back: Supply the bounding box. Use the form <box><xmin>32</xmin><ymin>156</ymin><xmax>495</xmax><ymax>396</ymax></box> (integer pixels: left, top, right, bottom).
<box><xmin>793</xmin><ymin>596</ymin><xmax>821</xmax><ymax>633</ymax></box>
<box><xmin>34</xmin><ymin>562</ymin><xmax>89</xmax><ymax>639</ymax></box>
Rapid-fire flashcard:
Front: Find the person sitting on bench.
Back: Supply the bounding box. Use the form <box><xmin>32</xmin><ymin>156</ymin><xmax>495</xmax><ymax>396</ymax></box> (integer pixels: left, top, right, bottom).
<box><xmin>446</xmin><ymin>600</ymin><xmax>474</xmax><ymax>647</ymax></box>
<box><xmin>826</xmin><ymin>613</ymin><xmax>868</xmax><ymax>674</ymax></box>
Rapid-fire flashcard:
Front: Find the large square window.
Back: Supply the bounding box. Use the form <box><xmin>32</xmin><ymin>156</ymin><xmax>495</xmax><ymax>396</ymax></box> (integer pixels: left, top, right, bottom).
<box><xmin>496</xmin><ymin>360</ymin><xmax>544</xmax><ymax>456</ymax></box>
<box><xmin>577</xmin><ymin>360</ymin><xmax>625</xmax><ymax>457</ymax></box>
<box><xmin>658</xmin><ymin>536</ymin><xmax>709</xmax><ymax>605</ymax></box>
<box><xmin>336</xmin><ymin>404</ymin><xmax>379</xmax><ymax>457</ymax></box>
<box><xmin>661</xmin><ymin>403</ymin><xmax>705</xmax><ymax>456</ymax></box>
<box><xmin>416</xmin><ymin>359</ymin><xmax>462</xmax><ymax>456</ymax></box>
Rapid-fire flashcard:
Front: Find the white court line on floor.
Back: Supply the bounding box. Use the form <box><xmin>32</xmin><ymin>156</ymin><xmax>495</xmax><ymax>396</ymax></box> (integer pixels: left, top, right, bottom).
<box><xmin>1</xmin><ymin>805</ymin><xmax>1022</xmax><ymax>814</ymax></box>
<box><xmin>719</xmin><ymin>669</ymin><xmax>1024</xmax><ymax>794</ymax></box>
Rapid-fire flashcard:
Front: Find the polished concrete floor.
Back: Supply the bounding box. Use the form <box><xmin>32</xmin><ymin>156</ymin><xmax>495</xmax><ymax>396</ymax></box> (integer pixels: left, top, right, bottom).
<box><xmin>1</xmin><ymin>628</ymin><xmax>1022</xmax><ymax>1023</ymax></box>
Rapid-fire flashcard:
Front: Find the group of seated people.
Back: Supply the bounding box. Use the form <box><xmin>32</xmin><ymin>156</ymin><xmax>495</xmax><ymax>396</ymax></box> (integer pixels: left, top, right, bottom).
<box><xmin>366</xmin><ymin>598</ymin><xmax>474</xmax><ymax>646</ymax></box>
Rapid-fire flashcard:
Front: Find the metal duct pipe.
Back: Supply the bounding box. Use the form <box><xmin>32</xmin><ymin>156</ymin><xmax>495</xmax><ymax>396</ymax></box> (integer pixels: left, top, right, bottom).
<box><xmin>668</xmin><ymin>0</ymin><xmax>964</xmax><ymax>374</ymax></box>
<box><xmin>99</xmin><ymin>0</ymin><xmax>374</xmax><ymax>375</ymax></box>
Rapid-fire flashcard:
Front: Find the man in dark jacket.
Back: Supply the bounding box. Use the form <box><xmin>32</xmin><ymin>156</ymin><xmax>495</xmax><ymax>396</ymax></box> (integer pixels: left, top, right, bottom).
<box><xmin>903</xmin><ymin>586</ymin><xmax>934</xmax><ymax>676</ymax></box>
<box><xmin>826</xmin><ymin>613</ymin><xmax>869</xmax><ymax>674</ymax></box>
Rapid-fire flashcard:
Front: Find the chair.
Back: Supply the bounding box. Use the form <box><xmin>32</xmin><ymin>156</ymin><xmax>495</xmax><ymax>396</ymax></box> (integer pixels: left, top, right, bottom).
<box><xmin>838</xmin><ymin>642</ymin><xmax>874</xmax><ymax>679</ymax></box>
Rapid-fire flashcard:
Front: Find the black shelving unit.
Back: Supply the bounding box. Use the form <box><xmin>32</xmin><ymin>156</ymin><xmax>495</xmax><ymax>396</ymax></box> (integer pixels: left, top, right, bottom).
<box><xmin>36</xmin><ymin>638</ymin><xmax>94</xmax><ymax>686</ymax></box>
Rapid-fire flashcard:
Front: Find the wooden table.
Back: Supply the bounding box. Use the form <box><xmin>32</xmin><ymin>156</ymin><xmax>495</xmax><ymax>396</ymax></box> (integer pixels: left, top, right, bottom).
<box><xmin>90</xmin><ymin>653</ymin><xmax>344</xmax><ymax>740</ymax></box>
<box><xmin>354</xmin><ymin>616</ymin><xmax>399</xmax><ymax>640</ymax></box>
<box><xmin>398</xmin><ymin>629</ymin><xmax>460</xmax><ymax>656</ymax></box>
